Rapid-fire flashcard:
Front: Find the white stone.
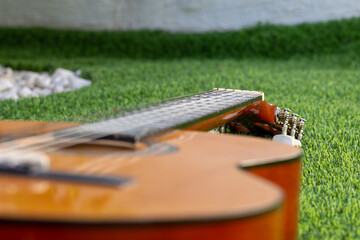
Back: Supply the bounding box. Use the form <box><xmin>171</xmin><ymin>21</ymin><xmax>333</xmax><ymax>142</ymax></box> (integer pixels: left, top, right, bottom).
<box><xmin>14</xmin><ymin>77</ymin><xmax>27</xmax><ymax>87</ymax></box>
<box><xmin>2</xmin><ymin>67</ymin><xmax>13</xmax><ymax>78</ymax></box>
<box><xmin>25</xmin><ymin>77</ymin><xmax>36</xmax><ymax>88</ymax></box>
<box><xmin>40</xmin><ymin>72</ymin><xmax>51</xmax><ymax>78</ymax></box>
<box><xmin>34</xmin><ymin>76</ymin><xmax>51</xmax><ymax>89</ymax></box>
<box><xmin>53</xmin><ymin>85</ymin><xmax>64</xmax><ymax>93</ymax></box>
<box><xmin>33</xmin><ymin>88</ymin><xmax>52</xmax><ymax>96</ymax></box>
<box><xmin>68</xmin><ymin>76</ymin><xmax>91</xmax><ymax>89</ymax></box>
<box><xmin>19</xmin><ymin>87</ymin><xmax>34</xmax><ymax>98</ymax></box>
<box><xmin>51</xmin><ymin>76</ymin><xmax>69</xmax><ymax>88</ymax></box>
<box><xmin>0</xmin><ymin>79</ymin><xmax>13</xmax><ymax>92</ymax></box>
<box><xmin>21</xmin><ymin>72</ymin><xmax>37</xmax><ymax>81</ymax></box>
<box><xmin>13</xmin><ymin>76</ymin><xmax>23</xmax><ymax>84</ymax></box>
<box><xmin>0</xmin><ymin>65</ymin><xmax>91</xmax><ymax>100</ymax></box>
<box><xmin>52</xmin><ymin>68</ymin><xmax>74</xmax><ymax>79</ymax></box>
<box><xmin>74</xmin><ymin>69</ymin><xmax>82</xmax><ymax>77</ymax></box>
<box><xmin>0</xmin><ymin>89</ymin><xmax>18</xmax><ymax>101</ymax></box>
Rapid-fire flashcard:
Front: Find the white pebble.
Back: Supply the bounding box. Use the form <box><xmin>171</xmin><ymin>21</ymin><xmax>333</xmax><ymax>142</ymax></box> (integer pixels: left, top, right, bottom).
<box><xmin>75</xmin><ymin>69</ymin><xmax>82</xmax><ymax>76</ymax></box>
<box><xmin>0</xmin><ymin>66</ymin><xmax>91</xmax><ymax>100</ymax></box>
<box><xmin>52</xmin><ymin>68</ymin><xmax>74</xmax><ymax>79</ymax></box>
<box><xmin>33</xmin><ymin>88</ymin><xmax>52</xmax><ymax>96</ymax></box>
<box><xmin>52</xmin><ymin>76</ymin><xmax>69</xmax><ymax>87</ymax></box>
<box><xmin>19</xmin><ymin>87</ymin><xmax>33</xmax><ymax>97</ymax></box>
<box><xmin>22</xmin><ymin>72</ymin><xmax>37</xmax><ymax>81</ymax></box>
<box><xmin>53</xmin><ymin>85</ymin><xmax>64</xmax><ymax>93</ymax></box>
<box><xmin>25</xmin><ymin>77</ymin><xmax>36</xmax><ymax>88</ymax></box>
<box><xmin>63</xmin><ymin>87</ymin><xmax>72</xmax><ymax>92</ymax></box>
<box><xmin>69</xmin><ymin>76</ymin><xmax>92</xmax><ymax>89</ymax></box>
<box><xmin>2</xmin><ymin>67</ymin><xmax>13</xmax><ymax>78</ymax></box>
<box><xmin>0</xmin><ymin>79</ymin><xmax>13</xmax><ymax>92</ymax></box>
<box><xmin>0</xmin><ymin>89</ymin><xmax>18</xmax><ymax>101</ymax></box>
<box><xmin>35</xmin><ymin>76</ymin><xmax>51</xmax><ymax>88</ymax></box>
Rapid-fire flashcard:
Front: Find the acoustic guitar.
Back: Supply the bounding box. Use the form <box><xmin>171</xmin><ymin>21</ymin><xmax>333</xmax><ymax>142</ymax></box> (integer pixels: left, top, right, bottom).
<box><xmin>0</xmin><ymin>88</ymin><xmax>305</xmax><ymax>240</ymax></box>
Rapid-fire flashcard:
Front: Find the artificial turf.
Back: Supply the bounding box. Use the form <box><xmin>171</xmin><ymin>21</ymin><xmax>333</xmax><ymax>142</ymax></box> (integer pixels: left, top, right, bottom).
<box><xmin>0</xmin><ymin>18</ymin><xmax>359</xmax><ymax>239</ymax></box>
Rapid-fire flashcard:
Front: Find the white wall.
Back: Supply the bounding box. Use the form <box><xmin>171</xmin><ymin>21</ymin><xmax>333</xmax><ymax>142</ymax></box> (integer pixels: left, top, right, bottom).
<box><xmin>1</xmin><ymin>0</ymin><xmax>360</xmax><ymax>32</ymax></box>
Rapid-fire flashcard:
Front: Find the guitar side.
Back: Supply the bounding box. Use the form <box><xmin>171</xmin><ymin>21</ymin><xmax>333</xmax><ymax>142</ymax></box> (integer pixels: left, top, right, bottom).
<box><xmin>0</xmin><ymin>121</ymin><xmax>301</xmax><ymax>240</ymax></box>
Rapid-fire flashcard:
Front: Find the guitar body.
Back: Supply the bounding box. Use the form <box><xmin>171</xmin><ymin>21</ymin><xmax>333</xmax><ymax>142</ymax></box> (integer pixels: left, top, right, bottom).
<box><xmin>0</xmin><ymin>120</ymin><xmax>301</xmax><ymax>240</ymax></box>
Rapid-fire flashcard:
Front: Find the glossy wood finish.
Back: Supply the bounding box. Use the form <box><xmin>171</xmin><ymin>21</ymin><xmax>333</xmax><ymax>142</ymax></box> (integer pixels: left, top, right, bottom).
<box><xmin>185</xmin><ymin>100</ymin><xmax>279</xmax><ymax>132</ymax></box>
<box><xmin>0</xmin><ymin>121</ymin><xmax>302</xmax><ymax>240</ymax></box>
<box><xmin>0</xmin><ymin>206</ymin><xmax>283</xmax><ymax>240</ymax></box>
<box><xmin>245</xmin><ymin>160</ymin><xmax>301</xmax><ymax>240</ymax></box>
<box><xmin>0</xmin><ymin>120</ymin><xmax>79</xmax><ymax>141</ymax></box>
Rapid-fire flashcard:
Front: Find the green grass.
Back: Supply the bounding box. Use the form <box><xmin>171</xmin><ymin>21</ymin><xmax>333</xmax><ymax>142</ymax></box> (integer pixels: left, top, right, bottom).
<box><xmin>0</xmin><ymin>18</ymin><xmax>359</xmax><ymax>239</ymax></box>
<box><xmin>2</xmin><ymin>17</ymin><xmax>360</xmax><ymax>59</ymax></box>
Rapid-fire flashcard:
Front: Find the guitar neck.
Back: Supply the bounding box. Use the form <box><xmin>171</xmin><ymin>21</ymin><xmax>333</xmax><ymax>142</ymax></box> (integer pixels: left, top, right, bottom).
<box><xmin>0</xmin><ymin>89</ymin><xmax>263</xmax><ymax>153</ymax></box>
<box><xmin>75</xmin><ymin>89</ymin><xmax>264</xmax><ymax>140</ymax></box>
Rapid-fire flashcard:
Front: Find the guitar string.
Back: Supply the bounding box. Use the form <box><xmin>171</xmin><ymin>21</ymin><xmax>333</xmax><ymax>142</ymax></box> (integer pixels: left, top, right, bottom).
<box><xmin>2</xmin><ymin>90</ymin><xmax>250</xmax><ymax>157</ymax></box>
<box><xmin>4</xmin><ymin>89</ymin><xmax>214</xmax><ymax>139</ymax></box>
<box><xmin>1</xmin><ymin>90</ymin><xmax>261</xmax><ymax>175</ymax></box>
<box><xmin>12</xmin><ymin>89</ymin><xmax>231</xmax><ymax>153</ymax></box>
<box><xmin>57</xmin><ymin>91</ymin><xmax>260</xmax><ymax>174</ymax></box>
<box><xmin>13</xmin><ymin>89</ymin><xmax>225</xmax><ymax>153</ymax></box>
<box><xmin>0</xmin><ymin>90</ymin><xmax>260</xmax><ymax>157</ymax></box>
<box><xmin>9</xmin><ymin>89</ymin><xmax>254</xmax><ymax>155</ymax></box>
<box><xmin>0</xmin><ymin>89</ymin><xmax>223</xmax><ymax>153</ymax></box>
<box><xmin>0</xmin><ymin>89</ymin><xmax>218</xmax><ymax>142</ymax></box>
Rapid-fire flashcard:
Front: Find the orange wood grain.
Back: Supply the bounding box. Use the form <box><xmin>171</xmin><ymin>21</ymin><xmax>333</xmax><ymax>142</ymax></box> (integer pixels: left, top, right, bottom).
<box><xmin>184</xmin><ymin>108</ymin><xmax>247</xmax><ymax>131</ymax></box>
<box><xmin>0</xmin><ymin>120</ymin><xmax>78</xmax><ymax>136</ymax></box>
<box><xmin>246</xmin><ymin>160</ymin><xmax>301</xmax><ymax>240</ymax></box>
<box><xmin>0</xmin><ymin>120</ymin><xmax>302</xmax><ymax>240</ymax></box>
<box><xmin>0</xmin><ymin>206</ymin><xmax>284</xmax><ymax>240</ymax></box>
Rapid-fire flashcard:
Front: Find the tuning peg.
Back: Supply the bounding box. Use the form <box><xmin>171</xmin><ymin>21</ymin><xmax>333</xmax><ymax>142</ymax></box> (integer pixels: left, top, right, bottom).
<box><xmin>296</xmin><ymin>118</ymin><xmax>306</xmax><ymax>140</ymax></box>
<box><xmin>275</xmin><ymin>108</ymin><xmax>292</xmax><ymax>125</ymax></box>
<box><xmin>296</xmin><ymin>118</ymin><xmax>306</xmax><ymax>129</ymax></box>
<box><xmin>289</xmin><ymin>113</ymin><xmax>299</xmax><ymax>137</ymax></box>
<box><xmin>273</xmin><ymin>109</ymin><xmax>305</xmax><ymax>147</ymax></box>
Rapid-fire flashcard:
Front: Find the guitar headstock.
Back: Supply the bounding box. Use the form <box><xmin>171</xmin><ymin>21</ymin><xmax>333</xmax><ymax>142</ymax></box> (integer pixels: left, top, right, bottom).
<box><xmin>274</xmin><ymin>108</ymin><xmax>306</xmax><ymax>147</ymax></box>
<box><xmin>275</xmin><ymin>108</ymin><xmax>306</xmax><ymax>140</ymax></box>
<box><xmin>215</xmin><ymin>100</ymin><xmax>307</xmax><ymax>147</ymax></box>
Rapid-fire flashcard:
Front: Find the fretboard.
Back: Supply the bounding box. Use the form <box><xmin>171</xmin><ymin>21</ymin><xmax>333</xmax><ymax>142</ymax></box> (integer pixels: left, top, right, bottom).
<box><xmin>1</xmin><ymin>89</ymin><xmax>264</xmax><ymax>153</ymax></box>
<box><xmin>74</xmin><ymin>88</ymin><xmax>264</xmax><ymax>140</ymax></box>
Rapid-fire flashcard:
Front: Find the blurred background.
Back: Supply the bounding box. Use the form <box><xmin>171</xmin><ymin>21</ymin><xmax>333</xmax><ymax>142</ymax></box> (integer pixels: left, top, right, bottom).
<box><xmin>1</xmin><ymin>0</ymin><xmax>360</xmax><ymax>31</ymax></box>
